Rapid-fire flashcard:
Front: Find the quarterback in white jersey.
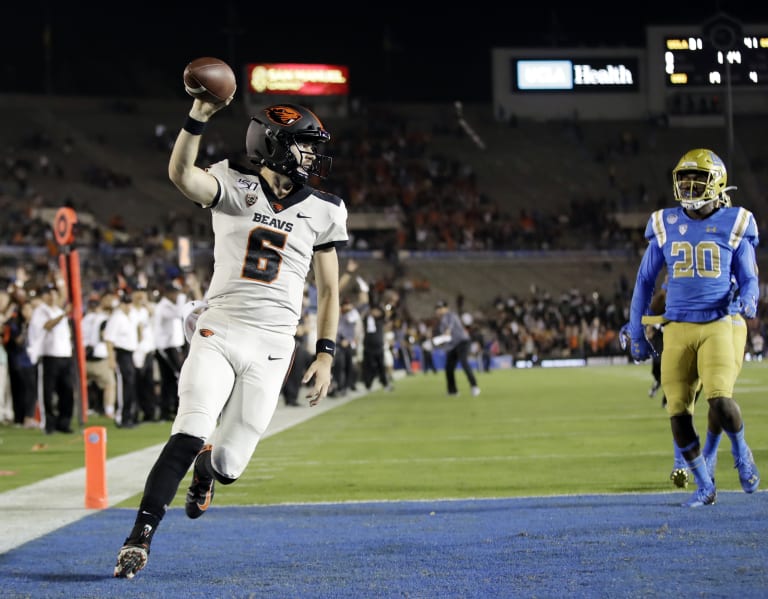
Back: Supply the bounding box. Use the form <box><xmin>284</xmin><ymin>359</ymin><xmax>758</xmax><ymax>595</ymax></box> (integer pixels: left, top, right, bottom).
<box><xmin>203</xmin><ymin>157</ymin><xmax>347</xmax><ymax>333</ymax></box>
<box><xmin>115</xmin><ymin>98</ymin><xmax>347</xmax><ymax>579</ymax></box>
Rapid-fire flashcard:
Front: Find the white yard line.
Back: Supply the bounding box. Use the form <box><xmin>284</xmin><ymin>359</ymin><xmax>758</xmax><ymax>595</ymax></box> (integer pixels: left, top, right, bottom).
<box><xmin>0</xmin><ymin>389</ymin><xmax>366</xmax><ymax>555</ymax></box>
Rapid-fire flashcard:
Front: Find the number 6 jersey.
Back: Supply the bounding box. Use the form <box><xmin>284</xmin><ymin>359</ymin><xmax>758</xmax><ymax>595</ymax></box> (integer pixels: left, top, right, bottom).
<box><xmin>203</xmin><ymin>159</ymin><xmax>348</xmax><ymax>334</ymax></box>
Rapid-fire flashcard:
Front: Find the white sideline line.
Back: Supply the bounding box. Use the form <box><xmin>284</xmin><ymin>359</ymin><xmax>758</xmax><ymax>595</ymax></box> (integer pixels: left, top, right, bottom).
<box><xmin>0</xmin><ymin>388</ymin><xmax>368</xmax><ymax>555</ymax></box>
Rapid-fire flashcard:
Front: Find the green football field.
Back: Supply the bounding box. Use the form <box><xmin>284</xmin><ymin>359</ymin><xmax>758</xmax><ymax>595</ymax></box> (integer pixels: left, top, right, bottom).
<box><xmin>2</xmin><ymin>361</ymin><xmax>766</xmax><ymax>504</ymax></box>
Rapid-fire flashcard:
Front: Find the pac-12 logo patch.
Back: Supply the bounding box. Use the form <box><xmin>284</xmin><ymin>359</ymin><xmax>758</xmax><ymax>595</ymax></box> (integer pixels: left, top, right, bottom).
<box><xmin>200</xmin><ymin>329</ymin><xmax>215</xmax><ymax>338</ymax></box>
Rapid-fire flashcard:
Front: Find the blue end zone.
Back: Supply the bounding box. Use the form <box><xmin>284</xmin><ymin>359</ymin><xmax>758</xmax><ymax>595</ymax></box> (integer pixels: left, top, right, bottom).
<box><xmin>2</xmin><ymin>493</ymin><xmax>767</xmax><ymax>597</ymax></box>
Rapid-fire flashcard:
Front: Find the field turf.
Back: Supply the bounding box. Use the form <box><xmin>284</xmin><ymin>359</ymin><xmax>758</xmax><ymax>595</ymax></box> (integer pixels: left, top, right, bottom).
<box><xmin>2</xmin><ymin>361</ymin><xmax>766</xmax><ymax>503</ymax></box>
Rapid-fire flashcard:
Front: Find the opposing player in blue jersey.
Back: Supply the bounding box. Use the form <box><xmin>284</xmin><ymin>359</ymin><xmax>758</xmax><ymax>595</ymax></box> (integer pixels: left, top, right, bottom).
<box><xmin>640</xmin><ymin>273</ymin><xmax>750</xmax><ymax>490</ymax></box>
<box><xmin>624</xmin><ymin>148</ymin><xmax>760</xmax><ymax>508</ymax></box>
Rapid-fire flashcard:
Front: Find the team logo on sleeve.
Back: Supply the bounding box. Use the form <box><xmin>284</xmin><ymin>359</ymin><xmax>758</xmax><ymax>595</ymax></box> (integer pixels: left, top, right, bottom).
<box><xmin>200</xmin><ymin>329</ymin><xmax>215</xmax><ymax>338</ymax></box>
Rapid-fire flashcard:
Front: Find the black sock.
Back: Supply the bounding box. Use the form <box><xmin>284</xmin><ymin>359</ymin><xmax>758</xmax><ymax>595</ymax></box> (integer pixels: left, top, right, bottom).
<box><xmin>136</xmin><ymin>433</ymin><xmax>204</xmax><ymax>523</ymax></box>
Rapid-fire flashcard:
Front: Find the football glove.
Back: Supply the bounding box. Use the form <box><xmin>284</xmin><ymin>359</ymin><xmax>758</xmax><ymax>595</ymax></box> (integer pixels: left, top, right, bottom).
<box><xmin>619</xmin><ymin>323</ymin><xmax>631</xmax><ymax>351</ymax></box>
<box><xmin>740</xmin><ymin>295</ymin><xmax>758</xmax><ymax>319</ymax></box>
<box><xmin>629</xmin><ymin>335</ymin><xmax>655</xmax><ymax>362</ymax></box>
<box><xmin>619</xmin><ymin>322</ymin><xmax>657</xmax><ymax>362</ymax></box>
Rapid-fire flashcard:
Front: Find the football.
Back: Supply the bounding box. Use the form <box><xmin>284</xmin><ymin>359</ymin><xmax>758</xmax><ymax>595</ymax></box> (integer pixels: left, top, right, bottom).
<box><xmin>183</xmin><ymin>57</ymin><xmax>236</xmax><ymax>103</ymax></box>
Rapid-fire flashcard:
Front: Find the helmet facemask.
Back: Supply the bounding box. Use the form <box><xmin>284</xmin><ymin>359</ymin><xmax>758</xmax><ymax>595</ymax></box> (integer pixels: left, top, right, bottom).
<box><xmin>674</xmin><ymin>170</ymin><xmax>719</xmax><ymax>210</ymax></box>
<box><xmin>672</xmin><ymin>149</ymin><xmax>727</xmax><ymax>211</ymax></box>
<box><xmin>288</xmin><ymin>134</ymin><xmax>332</xmax><ymax>184</ymax></box>
<box><xmin>246</xmin><ymin>104</ymin><xmax>332</xmax><ymax>185</ymax></box>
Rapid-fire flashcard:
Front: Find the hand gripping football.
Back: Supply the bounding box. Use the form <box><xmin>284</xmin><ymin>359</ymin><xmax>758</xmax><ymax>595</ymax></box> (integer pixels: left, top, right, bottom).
<box><xmin>183</xmin><ymin>57</ymin><xmax>236</xmax><ymax>103</ymax></box>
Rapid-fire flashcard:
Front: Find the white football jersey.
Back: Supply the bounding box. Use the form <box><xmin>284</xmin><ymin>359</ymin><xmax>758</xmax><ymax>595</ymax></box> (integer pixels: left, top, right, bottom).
<box><xmin>204</xmin><ymin>159</ymin><xmax>348</xmax><ymax>334</ymax></box>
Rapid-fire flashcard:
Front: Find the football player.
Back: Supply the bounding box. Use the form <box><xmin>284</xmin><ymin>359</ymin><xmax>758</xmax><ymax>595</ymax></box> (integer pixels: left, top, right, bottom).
<box><xmin>114</xmin><ymin>97</ymin><xmax>348</xmax><ymax>578</ymax></box>
<box><xmin>623</xmin><ymin>148</ymin><xmax>760</xmax><ymax>508</ymax></box>
<box><xmin>633</xmin><ymin>272</ymin><xmax>749</xmax><ymax>490</ymax></box>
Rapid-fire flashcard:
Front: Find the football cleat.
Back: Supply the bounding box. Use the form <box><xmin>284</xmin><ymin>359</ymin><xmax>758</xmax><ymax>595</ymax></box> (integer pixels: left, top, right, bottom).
<box><xmin>186</xmin><ymin>444</ymin><xmax>215</xmax><ymax>519</ymax></box>
<box><xmin>734</xmin><ymin>449</ymin><xmax>760</xmax><ymax>494</ymax></box>
<box><xmin>670</xmin><ymin>467</ymin><xmax>690</xmax><ymax>489</ymax></box>
<box><xmin>114</xmin><ymin>545</ymin><xmax>148</xmax><ymax>579</ymax></box>
<box><xmin>471</xmin><ymin>387</ymin><xmax>481</xmax><ymax>397</ymax></box>
<box><xmin>114</xmin><ymin>522</ymin><xmax>154</xmax><ymax>579</ymax></box>
<box><xmin>648</xmin><ymin>380</ymin><xmax>660</xmax><ymax>398</ymax></box>
<box><xmin>681</xmin><ymin>485</ymin><xmax>716</xmax><ymax>508</ymax></box>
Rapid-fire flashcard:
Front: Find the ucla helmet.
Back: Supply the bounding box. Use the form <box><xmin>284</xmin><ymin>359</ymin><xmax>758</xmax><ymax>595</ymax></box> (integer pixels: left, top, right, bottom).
<box><xmin>246</xmin><ymin>104</ymin><xmax>332</xmax><ymax>184</ymax></box>
<box><xmin>672</xmin><ymin>148</ymin><xmax>727</xmax><ymax>210</ymax></box>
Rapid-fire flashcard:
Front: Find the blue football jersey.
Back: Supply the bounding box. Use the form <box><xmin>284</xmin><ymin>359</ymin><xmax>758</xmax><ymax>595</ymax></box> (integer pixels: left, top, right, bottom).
<box><xmin>630</xmin><ymin>205</ymin><xmax>759</xmax><ymax>328</ymax></box>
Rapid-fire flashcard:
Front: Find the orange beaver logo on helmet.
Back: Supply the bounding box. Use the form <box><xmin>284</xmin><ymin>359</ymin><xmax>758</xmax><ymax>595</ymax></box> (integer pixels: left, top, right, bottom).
<box><xmin>264</xmin><ymin>106</ymin><xmax>303</xmax><ymax>126</ymax></box>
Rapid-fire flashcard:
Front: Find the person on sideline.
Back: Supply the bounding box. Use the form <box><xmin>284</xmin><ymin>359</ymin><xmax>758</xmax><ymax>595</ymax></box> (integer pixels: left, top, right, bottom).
<box><xmin>81</xmin><ymin>292</ymin><xmax>117</xmax><ymax>418</ymax></box>
<box><xmin>622</xmin><ymin>148</ymin><xmax>760</xmax><ymax>508</ymax></box>
<box><xmin>3</xmin><ymin>287</ymin><xmax>38</xmax><ymax>428</ymax></box>
<box><xmin>153</xmin><ymin>281</ymin><xmax>187</xmax><ymax>421</ymax></box>
<box><xmin>113</xmin><ymin>95</ymin><xmax>347</xmax><ymax>578</ymax></box>
<box><xmin>104</xmin><ymin>292</ymin><xmax>139</xmax><ymax>428</ymax></box>
<box><xmin>28</xmin><ymin>283</ymin><xmax>75</xmax><ymax>434</ymax></box>
<box><xmin>433</xmin><ymin>300</ymin><xmax>480</xmax><ymax>397</ymax></box>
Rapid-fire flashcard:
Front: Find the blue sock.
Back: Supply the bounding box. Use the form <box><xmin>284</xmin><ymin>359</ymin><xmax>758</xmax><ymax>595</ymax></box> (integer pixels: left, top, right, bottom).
<box><xmin>701</xmin><ymin>430</ymin><xmax>722</xmax><ymax>459</ymax></box>
<box><xmin>725</xmin><ymin>425</ymin><xmax>750</xmax><ymax>461</ymax></box>
<box><xmin>686</xmin><ymin>455</ymin><xmax>714</xmax><ymax>490</ymax></box>
<box><xmin>673</xmin><ymin>439</ymin><xmax>686</xmax><ymax>467</ymax></box>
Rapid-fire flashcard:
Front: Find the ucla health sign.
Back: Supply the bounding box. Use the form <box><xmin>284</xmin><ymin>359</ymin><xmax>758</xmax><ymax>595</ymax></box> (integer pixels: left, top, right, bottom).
<box><xmin>514</xmin><ymin>58</ymin><xmax>638</xmax><ymax>92</ymax></box>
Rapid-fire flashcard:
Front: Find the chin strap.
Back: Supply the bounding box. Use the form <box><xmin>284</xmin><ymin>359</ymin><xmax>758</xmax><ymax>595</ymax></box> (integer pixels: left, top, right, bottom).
<box><xmin>681</xmin><ymin>197</ymin><xmax>719</xmax><ymax>211</ymax></box>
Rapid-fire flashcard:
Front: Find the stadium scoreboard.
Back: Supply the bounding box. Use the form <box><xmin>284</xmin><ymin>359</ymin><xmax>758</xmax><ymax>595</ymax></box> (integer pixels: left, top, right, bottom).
<box><xmin>665</xmin><ymin>35</ymin><xmax>768</xmax><ymax>86</ymax></box>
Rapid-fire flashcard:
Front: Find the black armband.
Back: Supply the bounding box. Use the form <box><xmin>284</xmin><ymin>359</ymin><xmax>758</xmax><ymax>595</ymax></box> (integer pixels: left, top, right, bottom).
<box><xmin>183</xmin><ymin>116</ymin><xmax>207</xmax><ymax>135</ymax></box>
<box><xmin>316</xmin><ymin>338</ymin><xmax>336</xmax><ymax>357</ymax></box>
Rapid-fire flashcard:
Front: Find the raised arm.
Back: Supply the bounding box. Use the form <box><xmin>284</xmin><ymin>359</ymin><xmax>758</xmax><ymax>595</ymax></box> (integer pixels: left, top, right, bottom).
<box><xmin>168</xmin><ymin>97</ymin><xmax>233</xmax><ymax>207</ymax></box>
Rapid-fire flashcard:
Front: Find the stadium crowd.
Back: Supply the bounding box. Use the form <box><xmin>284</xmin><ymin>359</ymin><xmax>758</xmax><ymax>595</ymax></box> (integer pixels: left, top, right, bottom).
<box><xmin>2</xmin><ymin>101</ymin><xmax>768</xmax><ymax>429</ymax></box>
<box><xmin>2</xmin><ymin>251</ymin><xmax>767</xmax><ymax>431</ymax></box>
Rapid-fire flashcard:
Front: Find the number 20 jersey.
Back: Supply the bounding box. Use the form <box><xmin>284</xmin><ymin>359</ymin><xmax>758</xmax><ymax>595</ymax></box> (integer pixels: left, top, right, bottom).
<box><xmin>642</xmin><ymin>205</ymin><xmax>759</xmax><ymax>322</ymax></box>
<box><xmin>203</xmin><ymin>159</ymin><xmax>348</xmax><ymax>334</ymax></box>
